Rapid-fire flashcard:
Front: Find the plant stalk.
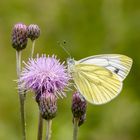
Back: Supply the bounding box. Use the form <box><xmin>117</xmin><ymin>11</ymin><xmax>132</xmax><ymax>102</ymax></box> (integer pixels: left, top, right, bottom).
<box><xmin>73</xmin><ymin>118</ymin><xmax>79</xmax><ymax>140</ymax></box>
<box><xmin>37</xmin><ymin>112</ymin><xmax>43</xmax><ymax>140</ymax></box>
<box><xmin>30</xmin><ymin>39</ymin><xmax>44</xmax><ymax>140</ymax></box>
<box><xmin>16</xmin><ymin>51</ymin><xmax>26</xmax><ymax>140</ymax></box>
<box><xmin>30</xmin><ymin>40</ymin><xmax>44</xmax><ymax>140</ymax></box>
<box><xmin>31</xmin><ymin>40</ymin><xmax>36</xmax><ymax>58</ymax></box>
<box><xmin>46</xmin><ymin>120</ymin><xmax>52</xmax><ymax>140</ymax></box>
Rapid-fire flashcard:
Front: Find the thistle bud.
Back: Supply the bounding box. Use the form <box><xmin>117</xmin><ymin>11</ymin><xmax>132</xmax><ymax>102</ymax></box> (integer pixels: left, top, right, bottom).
<box><xmin>72</xmin><ymin>114</ymin><xmax>86</xmax><ymax>127</ymax></box>
<box><xmin>35</xmin><ymin>92</ymin><xmax>41</xmax><ymax>103</ymax></box>
<box><xmin>27</xmin><ymin>24</ymin><xmax>40</xmax><ymax>41</ymax></box>
<box><xmin>39</xmin><ymin>92</ymin><xmax>57</xmax><ymax>120</ymax></box>
<box><xmin>12</xmin><ymin>23</ymin><xmax>28</xmax><ymax>51</ymax></box>
<box><xmin>78</xmin><ymin>114</ymin><xmax>86</xmax><ymax>126</ymax></box>
<box><xmin>71</xmin><ymin>91</ymin><xmax>87</xmax><ymax>118</ymax></box>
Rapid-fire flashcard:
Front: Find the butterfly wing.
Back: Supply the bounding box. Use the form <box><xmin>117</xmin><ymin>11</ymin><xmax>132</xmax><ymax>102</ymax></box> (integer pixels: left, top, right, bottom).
<box><xmin>78</xmin><ymin>54</ymin><xmax>133</xmax><ymax>81</ymax></box>
<box><xmin>72</xmin><ymin>63</ymin><xmax>123</xmax><ymax>105</ymax></box>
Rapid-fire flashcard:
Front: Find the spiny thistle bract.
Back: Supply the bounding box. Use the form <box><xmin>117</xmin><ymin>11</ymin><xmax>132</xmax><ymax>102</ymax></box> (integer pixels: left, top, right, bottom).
<box><xmin>72</xmin><ymin>91</ymin><xmax>87</xmax><ymax>126</ymax></box>
<box><xmin>39</xmin><ymin>92</ymin><xmax>57</xmax><ymax>120</ymax></box>
<box><xmin>12</xmin><ymin>23</ymin><xmax>28</xmax><ymax>51</ymax></box>
<box><xmin>27</xmin><ymin>24</ymin><xmax>40</xmax><ymax>41</ymax></box>
<box><xmin>72</xmin><ymin>92</ymin><xmax>87</xmax><ymax>118</ymax></box>
<box><xmin>78</xmin><ymin>114</ymin><xmax>86</xmax><ymax>126</ymax></box>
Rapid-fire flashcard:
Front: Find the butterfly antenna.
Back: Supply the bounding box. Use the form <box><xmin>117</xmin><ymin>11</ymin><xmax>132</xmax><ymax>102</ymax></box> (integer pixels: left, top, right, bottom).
<box><xmin>57</xmin><ymin>40</ymin><xmax>71</xmax><ymax>58</ymax></box>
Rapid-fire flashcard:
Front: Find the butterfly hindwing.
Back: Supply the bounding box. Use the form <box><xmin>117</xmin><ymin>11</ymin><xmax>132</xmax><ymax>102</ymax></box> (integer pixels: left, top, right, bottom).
<box><xmin>72</xmin><ymin>63</ymin><xmax>123</xmax><ymax>104</ymax></box>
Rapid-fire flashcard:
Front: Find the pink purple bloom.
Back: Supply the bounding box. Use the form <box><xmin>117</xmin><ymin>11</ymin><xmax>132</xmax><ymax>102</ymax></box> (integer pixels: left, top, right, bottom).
<box><xmin>20</xmin><ymin>54</ymin><xmax>69</xmax><ymax>97</ymax></box>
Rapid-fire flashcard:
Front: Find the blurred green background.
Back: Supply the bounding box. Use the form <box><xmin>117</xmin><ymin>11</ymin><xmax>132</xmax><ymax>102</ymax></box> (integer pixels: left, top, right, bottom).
<box><xmin>0</xmin><ymin>0</ymin><xmax>140</xmax><ymax>140</ymax></box>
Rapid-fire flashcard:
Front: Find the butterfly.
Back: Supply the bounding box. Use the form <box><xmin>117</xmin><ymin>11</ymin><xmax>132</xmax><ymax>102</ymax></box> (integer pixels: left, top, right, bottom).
<box><xmin>67</xmin><ymin>54</ymin><xmax>133</xmax><ymax>105</ymax></box>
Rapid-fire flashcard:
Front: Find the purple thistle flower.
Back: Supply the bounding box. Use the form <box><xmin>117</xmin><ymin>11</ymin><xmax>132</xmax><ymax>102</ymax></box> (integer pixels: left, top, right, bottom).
<box><xmin>20</xmin><ymin>54</ymin><xmax>69</xmax><ymax>97</ymax></box>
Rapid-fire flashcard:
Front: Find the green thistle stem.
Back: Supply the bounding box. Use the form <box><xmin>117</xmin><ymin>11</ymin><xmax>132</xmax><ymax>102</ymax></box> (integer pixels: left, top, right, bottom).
<box><xmin>73</xmin><ymin>118</ymin><xmax>79</xmax><ymax>140</ymax></box>
<box><xmin>46</xmin><ymin>120</ymin><xmax>52</xmax><ymax>140</ymax></box>
<box><xmin>16</xmin><ymin>51</ymin><xmax>26</xmax><ymax>140</ymax></box>
<box><xmin>31</xmin><ymin>40</ymin><xmax>36</xmax><ymax>58</ymax></box>
<box><xmin>37</xmin><ymin>112</ymin><xmax>43</xmax><ymax>140</ymax></box>
<box><xmin>31</xmin><ymin>40</ymin><xmax>44</xmax><ymax>140</ymax></box>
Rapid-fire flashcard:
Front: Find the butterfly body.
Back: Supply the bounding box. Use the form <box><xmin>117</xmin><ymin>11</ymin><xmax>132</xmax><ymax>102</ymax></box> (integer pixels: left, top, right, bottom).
<box><xmin>67</xmin><ymin>54</ymin><xmax>133</xmax><ymax>105</ymax></box>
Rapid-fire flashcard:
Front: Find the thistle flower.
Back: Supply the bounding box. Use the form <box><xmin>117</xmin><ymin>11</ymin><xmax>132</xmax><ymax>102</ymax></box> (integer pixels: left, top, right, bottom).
<box><xmin>72</xmin><ymin>91</ymin><xmax>87</xmax><ymax>118</ymax></box>
<box><xmin>20</xmin><ymin>54</ymin><xmax>69</xmax><ymax>97</ymax></box>
<box><xmin>12</xmin><ymin>23</ymin><xmax>28</xmax><ymax>51</ymax></box>
<box><xmin>27</xmin><ymin>24</ymin><xmax>40</xmax><ymax>41</ymax></box>
<box><xmin>39</xmin><ymin>92</ymin><xmax>57</xmax><ymax>120</ymax></box>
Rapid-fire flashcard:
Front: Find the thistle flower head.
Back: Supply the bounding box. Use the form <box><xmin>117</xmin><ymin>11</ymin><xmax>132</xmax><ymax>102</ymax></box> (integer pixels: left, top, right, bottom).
<box><xmin>12</xmin><ymin>23</ymin><xmax>28</xmax><ymax>51</ymax></box>
<box><xmin>72</xmin><ymin>91</ymin><xmax>87</xmax><ymax>118</ymax></box>
<box><xmin>20</xmin><ymin>54</ymin><xmax>69</xmax><ymax>97</ymax></box>
<box><xmin>39</xmin><ymin>92</ymin><xmax>57</xmax><ymax>120</ymax></box>
<box><xmin>27</xmin><ymin>24</ymin><xmax>40</xmax><ymax>41</ymax></box>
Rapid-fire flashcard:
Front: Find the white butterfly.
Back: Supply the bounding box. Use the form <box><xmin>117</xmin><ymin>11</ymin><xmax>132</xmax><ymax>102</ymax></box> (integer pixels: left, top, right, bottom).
<box><xmin>67</xmin><ymin>54</ymin><xmax>133</xmax><ymax>105</ymax></box>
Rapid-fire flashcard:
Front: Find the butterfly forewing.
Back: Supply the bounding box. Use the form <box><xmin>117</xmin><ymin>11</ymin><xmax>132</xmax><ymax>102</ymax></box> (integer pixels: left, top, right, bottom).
<box><xmin>72</xmin><ymin>64</ymin><xmax>123</xmax><ymax>104</ymax></box>
<box><xmin>78</xmin><ymin>54</ymin><xmax>133</xmax><ymax>81</ymax></box>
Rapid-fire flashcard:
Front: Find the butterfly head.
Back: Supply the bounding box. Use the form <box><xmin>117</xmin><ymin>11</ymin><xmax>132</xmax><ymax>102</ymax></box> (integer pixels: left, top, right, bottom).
<box><xmin>67</xmin><ymin>58</ymin><xmax>75</xmax><ymax>73</ymax></box>
<box><xmin>67</xmin><ymin>58</ymin><xmax>75</xmax><ymax>65</ymax></box>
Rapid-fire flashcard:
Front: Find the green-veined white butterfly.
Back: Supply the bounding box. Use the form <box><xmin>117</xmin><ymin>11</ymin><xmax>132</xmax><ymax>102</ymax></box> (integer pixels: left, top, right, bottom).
<box><xmin>67</xmin><ymin>54</ymin><xmax>133</xmax><ymax>105</ymax></box>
